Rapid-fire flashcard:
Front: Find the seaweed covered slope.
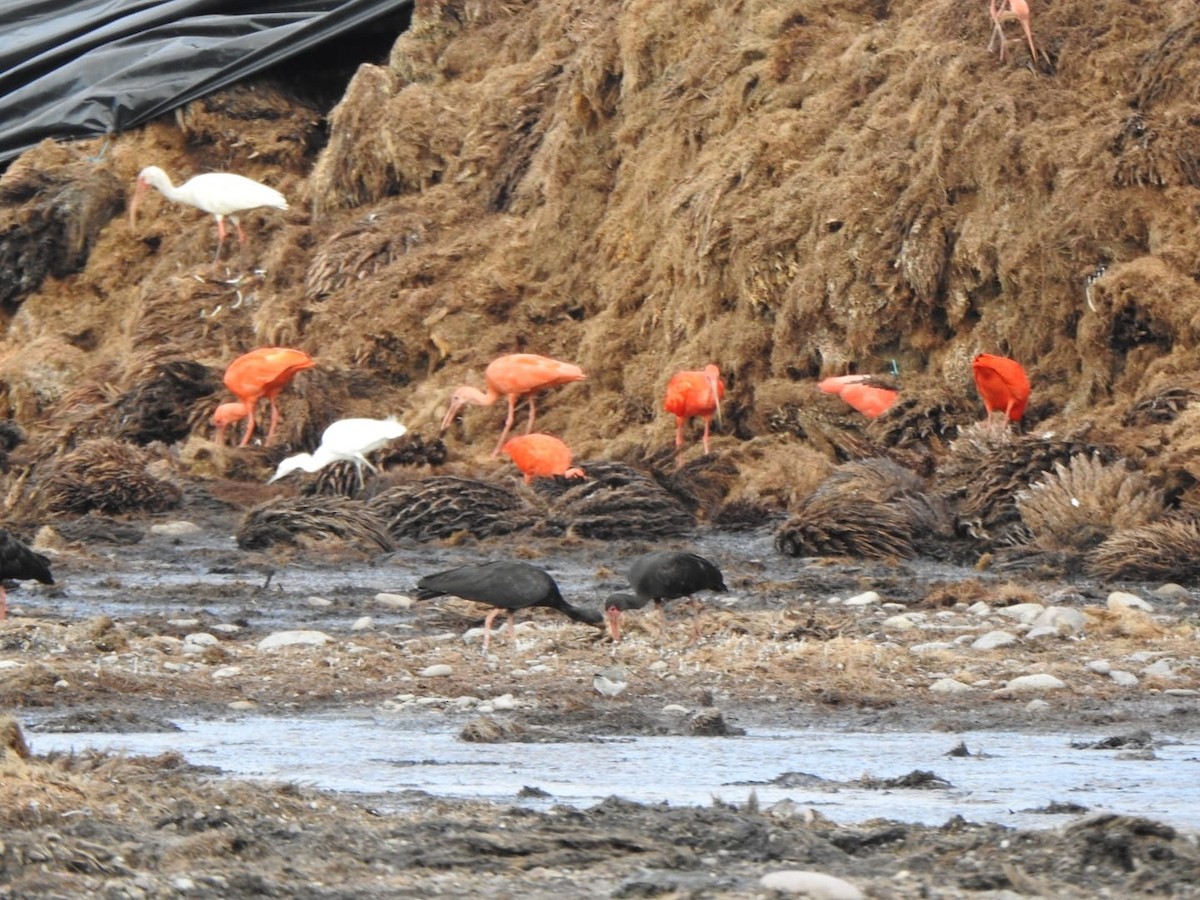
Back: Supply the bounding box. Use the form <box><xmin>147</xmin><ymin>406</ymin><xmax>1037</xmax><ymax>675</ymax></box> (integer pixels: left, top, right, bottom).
<box><xmin>0</xmin><ymin>0</ymin><xmax>1198</xmax><ymax>507</ymax></box>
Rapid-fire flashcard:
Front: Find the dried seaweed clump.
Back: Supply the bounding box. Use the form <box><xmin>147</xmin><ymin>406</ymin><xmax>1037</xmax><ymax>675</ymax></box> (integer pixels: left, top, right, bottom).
<box><xmin>368</xmin><ymin>476</ymin><xmax>535</xmax><ymax>541</ymax></box>
<box><xmin>1087</xmin><ymin>519</ymin><xmax>1200</xmax><ymax>583</ymax></box>
<box><xmin>39</xmin><ymin>439</ymin><xmax>182</xmax><ymax>515</ymax></box>
<box><xmin>1122</xmin><ymin>379</ymin><xmax>1200</xmax><ymax>427</ymax></box>
<box><xmin>937</xmin><ymin>423</ymin><xmax>1114</xmax><ymax>547</ymax></box>
<box><xmin>538</xmin><ymin>461</ymin><xmax>695</xmax><ymax>540</ymax></box>
<box><xmin>236</xmin><ymin>496</ymin><xmax>394</xmax><ymax>552</ymax></box>
<box><xmin>866</xmin><ymin>386</ymin><xmax>976</xmax><ymax>452</ymax></box>
<box><xmin>775</xmin><ymin>458</ymin><xmax>949</xmax><ymax>560</ymax></box>
<box><xmin>1017</xmin><ymin>454</ymin><xmax>1166</xmax><ymax>551</ymax></box>
<box><xmin>114</xmin><ymin>360</ymin><xmax>222</xmax><ymax>446</ymax></box>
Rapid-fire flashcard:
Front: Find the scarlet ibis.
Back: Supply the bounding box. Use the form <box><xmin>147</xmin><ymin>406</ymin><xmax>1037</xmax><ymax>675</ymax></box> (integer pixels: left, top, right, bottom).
<box><xmin>220</xmin><ymin>347</ymin><xmax>315</xmax><ymax>447</ymax></box>
<box><xmin>269</xmin><ymin>417</ymin><xmax>408</xmax><ymax>490</ymax></box>
<box><xmin>988</xmin><ymin>0</ymin><xmax>1038</xmax><ymax>62</ymax></box>
<box><xmin>604</xmin><ymin>550</ymin><xmax>728</xmax><ymax>641</ymax></box>
<box><xmin>212</xmin><ymin>402</ymin><xmax>249</xmax><ymax>445</ymax></box>
<box><xmin>664</xmin><ymin>364</ymin><xmax>725</xmax><ymax>461</ymax></box>
<box><xmin>414</xmin><ymin>560</ymin><xmax>603</xmax><ymax>650</ymax></box>
<box><xmin>440</xmin><ymin>354</ymin><xmax>586</xmax><ymax>457</ymax></box>
<box><xmin>972</xmin><ymin>353</ymin><xmax>1030</xmax><ymax>422</ymax></box>
<box><xmin>129</xmin><ymin>165</ymin><xmax>288</xmax><ymax>260</ymax></box>
<box><xmin>502</xmin><ymin>433</ymin><xmax>584</xmax><ymax>484</ymax></box>
<box><xmin>818</xmin><ymin>374</ymin><xmax>898</xmax><ymax>418</ymax></box>
<box><xmin>0</xmin><ymin>530</ymin><xmax>54</xmax><ymax>620</ymax></box>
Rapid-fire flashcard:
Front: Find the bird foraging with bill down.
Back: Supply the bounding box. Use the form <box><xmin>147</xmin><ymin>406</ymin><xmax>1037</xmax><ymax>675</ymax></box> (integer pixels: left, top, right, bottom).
<box><xmin>440</xmin><ymin>354</ymin><xmax>586</xmax><ymax>457</ymax></box>
<box><xmin>414</xmin><ymin>560</ymin><xmax>603</xmax><ymax>650</ymax></box>
<box><xmin>972</xmin><ymin>353</ymin><xmax>1030</xmax><ymax>423</ymax></box>
<box><xmin>0</xmin><ymin>530</ymin><xmax>54</xmax><ymax>620</ymax></box>
<box><xmin>129</xmin><ymin>165</ymin><xmax>288</xmax><ymax>260</ymax></box>
<box><xmin>502</xmin><ymin>433</ymin><xmax>585</xmax><ymax>484</ymax></box>
<box><xmin>604</xmin><ymin>550</ymin><xmax>727</xmax><ymax>641</ymax></box>
<box><xmin>216</xmin><ymin>347</ymin><xmax>315</xmax><ymax>447</ymax></box>
<box><xmin>269</xmin><ymin>417</ymin><xmax>408</xmax><ymax>491</ymax></box>
<box><xmin>664</xmin><ymin>364</ymin><xmax>725</xmax><ymax>464</ymax></box>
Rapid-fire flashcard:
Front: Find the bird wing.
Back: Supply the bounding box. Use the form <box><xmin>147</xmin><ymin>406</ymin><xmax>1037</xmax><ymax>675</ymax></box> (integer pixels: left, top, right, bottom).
<box><xmin>415</xmin><ymin>561</ymin><xmax>558</xmax><ymax>609</ymax></box>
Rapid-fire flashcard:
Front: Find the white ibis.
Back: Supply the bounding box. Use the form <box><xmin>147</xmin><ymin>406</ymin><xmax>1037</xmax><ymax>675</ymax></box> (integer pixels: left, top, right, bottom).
<box><xmin>0</xmin><ymin>530</ymin><xmax>54</xmax><ymax>620</ymax></box>
<box><xmin>129</xmin><ymin>165</ymin><xmax>288</xmax><ymax>259</ymax></box>
<box><xmin>414</xmin><ymin>560</ymin><xmax>603</xmax><ymax>650</ymax></box>
<box><xmin>604</xmin><ymin>550</ymin><xmax>728</xmax><ymax>641</ymax></box>
<box><xmin>269</xmin><ymin>417</ymin><xmax>408</xmax><ymax>490</ymax></box>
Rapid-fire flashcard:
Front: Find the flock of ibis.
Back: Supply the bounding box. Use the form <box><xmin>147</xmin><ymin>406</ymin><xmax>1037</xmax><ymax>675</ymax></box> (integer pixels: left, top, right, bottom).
<box><xmin>72</xmin><ymin>161</ymin><xmax>1031</xmax><ymax>649</ymax></box>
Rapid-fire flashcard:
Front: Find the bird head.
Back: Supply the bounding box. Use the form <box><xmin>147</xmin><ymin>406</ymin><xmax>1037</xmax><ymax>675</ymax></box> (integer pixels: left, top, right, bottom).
<box><xmin>268</xmin><ymin>453</ymin><xmax>316</xmax><ymax>484</ymax></box>
<box><xmin>704</xmin><ymin>364</ymin><xmax>724</xmax><ymax>427</ymax></box>
<box><xmin>128</xmin><ymin>166</ymin><xmax>167</xmax><ymax>227</ymax></box>
<box><xmin>439</xmin><ymin>386</ymin><xmax>486</xmax><ymax>432</ymax></box>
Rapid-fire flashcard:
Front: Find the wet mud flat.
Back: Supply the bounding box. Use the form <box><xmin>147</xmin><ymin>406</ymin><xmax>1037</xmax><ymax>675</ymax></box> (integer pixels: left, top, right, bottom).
<box><xmin>3</xmin><ymin>501</ymin><xmax>1200</xmax><ymax>898</ymax></box>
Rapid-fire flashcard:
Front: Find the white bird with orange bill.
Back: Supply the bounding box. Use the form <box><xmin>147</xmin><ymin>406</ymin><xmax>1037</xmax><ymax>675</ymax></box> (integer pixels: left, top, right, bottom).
<box><xmin>129</xmin><ymin>165</ymin><xmax>288</xmax><ymax>260</ymax></box>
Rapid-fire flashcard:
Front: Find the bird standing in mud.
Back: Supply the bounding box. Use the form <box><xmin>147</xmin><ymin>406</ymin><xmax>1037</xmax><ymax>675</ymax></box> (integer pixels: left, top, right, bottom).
<box><xmin>440</xmin><ymin>354</ymin><xmax>586</xmax><ymax>457</ymax></box>
<box><xmin>129</xmin><ymin>165</ymin><xmax>288</xmax><ymax>260</ymax></box>
<box><xmin>664</xmin><ymin>364</ymin><xmax>725</xmax><ymax>464</ymax></box>
<box><xmin>818</xmin><ymin>374</ymin><xmax>898</xmax><ymax>418</ymax></box>
<box><xmin>269</xmin><ymin>417</ymin><xmax>407</xmax><ymax>491</ymax></box>
<box><xmin>604</xmin><ymin>550</ymin><xmax>728</xmax><ymax>641</ymax></box>
<box><xmin>593</xmin><ymin>665</ymin><xmax>629</xmax><ymax>699</ymax></box>
<box><xmin>972</xmin><ymin>354</ymin><xmax>1030</xmax><ymax>423</ymax></box>
<box><xmin>217</xmin><ymin>347</ymin><xmax>316</xmax><ymax>447</ymax></box>
<box><xmin>414</xmin><ymin>560</ymin><xmax>603</xmax><ymax>650</ymax></box>
<box><xmin>0</xmin><ymin>530</ymin><xmax>54</xmax><ymax>620</ymax></box>
<box><xmin>502</xmin><ymin>433</ymin><xmax>585</xmax><ymax>484</ymax></box>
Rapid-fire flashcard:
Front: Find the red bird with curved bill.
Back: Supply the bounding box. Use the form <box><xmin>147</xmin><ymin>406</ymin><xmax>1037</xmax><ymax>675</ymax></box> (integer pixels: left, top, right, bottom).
<box><xmin>972</xmin><ymin>353</ymin><xmax>1030</xmax><ymax>422</ymax></box>
<box><xmin>664</xmin><ymin>364</ymin><xmax>725</xmax><ymax>457</ymax></box>
<box><xmin>817</xmin><ymin>374</ymin><xmax>898</xmax><ymax>418</ymax></box>
<box><xmin>502</xmin><ymin>433</ymin><xmax>585</xmax><ymax>484</ymax></box>
<box><xmin>440</xmin><ymin>353</ymin><xmax>586</xmax><ymax>457</ymax></box>
<box><xmin>221</xmin><ymin>347</ymin><xmax>316</xmax><ymax>447</ymax></box>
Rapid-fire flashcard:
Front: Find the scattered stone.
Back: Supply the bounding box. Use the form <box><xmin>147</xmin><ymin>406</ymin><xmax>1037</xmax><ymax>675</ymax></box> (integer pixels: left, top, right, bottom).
<box><xmin>910</xmin><ymin>641</ymin><xmax>957</xmax><ymax>654</ymax></box>
<box><xmin>351</xmin><ymin>616</ymin><xmax>374</xmax><ymax>631</ymax></box>
<box><xmin>1086</xmin><ymin>660</ymin><xmax>1112</xmax><ymax>675</ymax></box>
<box><xmin>305</xmin><ymin>595</ymin><xmax>333</xmax><ymax>608</ymax></box>
<box><xmin>1002</xmin><ymin>674</ymin><xmax>1067</xmax><ymax>693</ymax></box>
<box><xmin>1033</xmin><ymin>606</ymin><xmax>1085</xmax><ymax>634</ymax></box>
<box><xmin>212</xmin><ymin>623</ymin><xmax>241</xmax><ymax>634</ymax></box>
<box><xmin>1142</xmin><ymin>659</ymin><xmax>1178</xmax><ymax>679</ymax></box>
<box><xmin>759</xmin><ymin>870</ymin><xmax>863</xmax><ymax>898</ymax></box>
<box><xmin>882</xmin><ymin>614</ymin><xmax>918</xmax><ymax>630</ymax></box>
<box><xmin>167</xmin><ymin>618</ymin><xmax>201</xmax><ymax>629</ymax></box>
<box><xmin>1108</xmin><ymin>591</ymin><xmax>1152</xmax><ymax>612</ymax></box>
<box><xmin>184</xmin><ymin>632</ymin><xmax>218</xmax><ymax>647</ymax></box>
<box><xmin>228</xmin><ymin>700</ymin><xmax>257</xmax><ymax>710</ymax></box>
<box><xmin>374</xmin><ymin>592</ymin><xmax>413</xmax><ymax>609</ymax></box>
<box><xmin>212</xmin><ymin>666</ymin><xmax>242</xmax><ymax>679</ymax></box>
<box><xmin>844</xmin><ymin>591</ymin><xmax>880</xmax><ymax>606</ymax></box>
<box><xmin>687</xmin><ymin>708</ymin><xmax>745</xmax><ymax>736</ymax></box>
<box><xmin>150</xmin><ymin>521</ymin><xmax>202</xmax><ymax>537</ymax></box>
<box><xmin>491</xmin><ymin>693</ymin><xmax>518</xmax><ymax>710</ymax></box>
<box><xmin>257</xmin><ymin>630</ymin><xmax>330</xmax><ymax>651</ymax></box>
<box><xmin>972</xmin><ymin>631</ymin><xmax>1018</xmax><ymax>650</ymax></box>
<box><xmin>996</xmin><ymin>603</ymin><xmax>1044</xmax><ymax>624</ymax></box>
<box><xmin>420</xmin><ymin>664</ymin><xmax>454</xmax><ymax>678</ymax></box>
<box><xmin>1109</xmin><ymin>671</ymin><xmax>1138</xmax><ymax>687</ymax></box>
<box><xmin>930</xmin><ymin>678</ymin><xmax>974</xmax><ymax>694</ymax></box>
<box><xmin>1151</xmin><ymin>583</ymin><xmax>1189</xmax><ymax>600</ymax></box>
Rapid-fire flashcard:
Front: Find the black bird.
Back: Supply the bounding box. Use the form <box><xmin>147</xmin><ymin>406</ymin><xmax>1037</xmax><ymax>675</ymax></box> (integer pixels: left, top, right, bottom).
<box><xmin>605</xmin><ymin>550</ymin><xmax>727</xmax><ymax>640</ymax></box>
<box><xmin>0</xmin><ymin>530</ymin><xmax>54</xmax><ymax>620</ymax></box>
<box><xmin>414</xmin><ymin>560</ymin><xmax>603</xmax><ymax>650</ymax></box>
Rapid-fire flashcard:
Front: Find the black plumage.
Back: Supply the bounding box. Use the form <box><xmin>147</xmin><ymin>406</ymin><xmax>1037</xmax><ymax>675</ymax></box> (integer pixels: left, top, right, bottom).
<box><xmin>414</xmin><ymin>560</ymin><xmax>602</xmax><ymax>649</ymax></box>
<box><xmin>0</xmin><ymin>530</ymin><xmax>54</xmax><ymax>619</ymax></box>
<box><xmin>603</xmin><ymin>550</ymin><xmax>728</xmax><ymax>641</ymax></box>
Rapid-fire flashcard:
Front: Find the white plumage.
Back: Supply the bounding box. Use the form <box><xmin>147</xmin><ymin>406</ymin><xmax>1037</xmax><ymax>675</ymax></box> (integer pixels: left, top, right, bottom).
<box><xmin>268</xmin><ymin>417</ymin><xmax>408</xmax><ymax>489</ymax></box>
<box><xmin>129</xmin><ymin>165</ymin><xmax>288</xmax><ymax>258</ymax></box>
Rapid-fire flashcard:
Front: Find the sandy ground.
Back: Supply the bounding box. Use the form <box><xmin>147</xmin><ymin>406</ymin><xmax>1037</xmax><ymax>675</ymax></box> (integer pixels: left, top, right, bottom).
<box><xmin>2</xmin><ymin>490</ymin><xmax>1200</xmax><ymax>899</ymax></box>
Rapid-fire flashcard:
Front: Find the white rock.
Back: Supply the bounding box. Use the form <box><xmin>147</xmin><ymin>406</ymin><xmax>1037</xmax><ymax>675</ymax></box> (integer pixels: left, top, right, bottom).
<box><xmin>167</xmin><ymin>618</ymin><xmax>201</xmax><ymax>629</ymax></box>
<box><xmin>1024</xmin><ymin>625</ymin><xmax>1060</xmax><ymax>642</ymax></box>
<box><xmin>212</xmin><ymin>623</ymin><xmax>241</xmax><ymax>634</ymax></box>
<box><xmin>910</xmin><ymin>641</ymin><xmax>957</xmax><ymax>654</ymax></box>
<box><xmin>995</xmin><ymin>603</ymin><xmax>1045</xmax><ymax>624</ymax></box>
<box><xmin>305</xmin><ymin>595</ymin><xmax>332</xmax><ymax>608</ymax></box>
<box><xmin>662</xmin><ymin>704</ymin><xmax>690</xmax><ymax>716</ymax></box>
<box><xmin>350</xmin><ymin>616</ymin><xmax>374</xmax><ymax>631</ymax></box>
<box><xmin>648</xmin><ymin>661</ymin><xmax>668</xmax><ymax>672</ymax></box>
<box><xmin>1109</xmin><ymin>670</ymin><xmax>1139</xmax><ymax>687</ymax></box>
<box><xmin>491</xmin><ymin>693</ymin><xmax>518</xmax><ymax>710</ymax></box>
<box><xmin>825</xmin><ymin>596</ymin><xmax>843</xmax><ymax>605</ymax></box>
<box><xmin>1142</xmin><ymin>659</ymin><xmax>1178</xmax><ymax>679</ymax></box>
<box><xmin>374</xmin><ymin>592</ymin><xmax>413</xmax><ymax>609</ymax></box>
<box><xmin>1033</xmin><ymin>607</ymin><xmax>1085</xmax><ymax>634</ymax></box>
<box><xmin>882</xmin><ymin>614</ymin><xmax>918</xmax><ymax>630</ymax></box>
<box><xmin>150</xmin><ymin>521</ymin><xmax>202</xmax><ymax>537</ymax></box>
<box><xmin>257</xmin><ymin>630</ymin><xmax>330</xmax><ymax>651</ymax></box>
<box><xmin>1002</xmin><ymin>673</ymin><xmax>1066</xmax><ymax>692</ymax></box>
<box><xmin>759</xmin><ymin>870</ymin><xmax>863</xmax><ymax>899</ymax></box>
<box><xmin>972</xmin><ymin>630</ymin><xmax>1018</xmax><ymax>650</ymax></box>
<box><xmin>420</xmin><ymin>664</ymin><xmax>454</xmax><ymax>678</ymax></box>
<box><xmin>966</xmin><ymin>601</ymin><xmax>992</xmax><ymax>616</ymax></box>
<box><xmin>930</xmin><ymin>678</ymin><xmax>975</xmax><ymax>694</ymax></box>
<box><xmin>844</xmin><ymin>591</ymin><xmax>880</xmax><ymax>607</ymax></box>
<box><xmin>1107</xmin><ymin>591</ymin><xmax>1153</xmax><ymax>612</ymax></box>
<box><xmin>184</xmin><ymin>632</ymin><xmax>219</xmax><ymax>647</ymax></box>
<box><xmin>228</xmin><ymin>700</ymin><xmax>257</xmax><ymax>710</ymax></box>
<box><xmin>1086</xmin><ymin>659</ymin><xmax>1112</xmax><ymax>675</ymax></box>
<box><xmin>0</xmin><ymin>660</ymin><xmax>22</xmax><ymax>669</ymax></box>
<box><xmin>1025</xmin><ymin>698</ymin><xmax>1052</xmax><ymax>712</ymax></box>
<box><xmin>212</xmin><ymin>666</ymin><xmax>242</xmax><ymax>679</ymax></box>
<box><xmin>1152</xmin><ymin>583</ymin><xmax>1189</xmax><ymax>599</ymax></box>
<box><xmin>1164</xmin><ymin>688</ymin><xmax>1199</xmax><ymax>696</ymax></box>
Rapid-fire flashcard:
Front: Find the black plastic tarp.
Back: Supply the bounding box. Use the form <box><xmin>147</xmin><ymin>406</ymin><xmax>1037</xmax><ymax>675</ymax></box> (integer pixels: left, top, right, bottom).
<box><xmin>0</xmin><ymin>0</ymin><xmax>412</xmax><ymax>165</ymax></box>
